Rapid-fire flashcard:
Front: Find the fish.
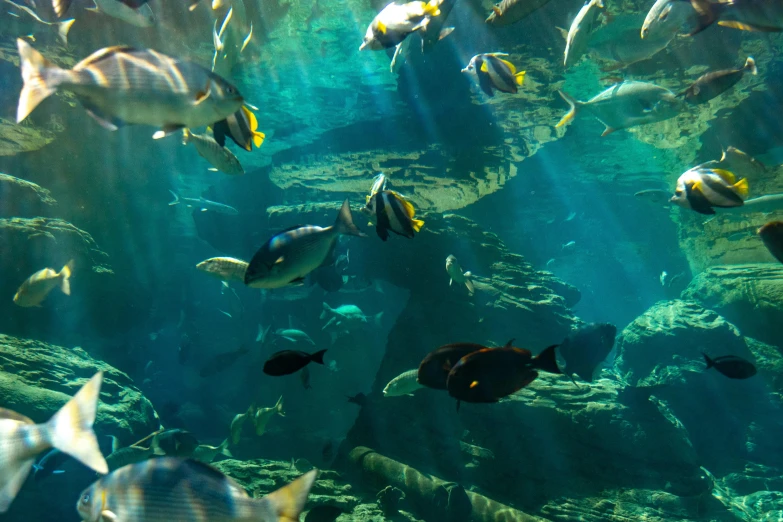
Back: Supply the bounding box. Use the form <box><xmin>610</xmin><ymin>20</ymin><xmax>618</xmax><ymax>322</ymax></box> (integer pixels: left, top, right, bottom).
<box><xmin>321</xmin><ymin>304</ymin><xmax>383</xmax><ymax>332</ymax></box>
<box><xmin>671</xmin><ymin>167</ymin><xmax>749</xmax><ymax>215</ymax></box>
<box><xmin>420</xmin><ymin>0</ymin><xmax>456</xmax><ymax>52</ymax></box>
<box><xmin>274</xmin><ymin>328</ymin><xmax>316</xmax><ymax>346</ymax></box>
<box><xmin>16</xmin><ymin>40</ymin><xmax>244</xmax><ymax>138</ymax></box>
<box><xmin>591</xmin><ymin>25</ymin><xmax>675</xmax><ymax>70</ymax></box>
<box><xmin>445</xmin><ymin>255</ymin><xmax>474</xmax><ymax>295</ymax></box>
<box><xmin>417</xmin><ymin>343</ymin><xmax>487</xmax><ymax>390</ymax></box>
<box><xmin>564</xmin><ymin>0</ymin><xmax>604</xmax><ymax>68</ymax></box>
<box><xmin>686</xmin><ymin>0</ymin><xmax>783</xmax><ymax>35</ymax></box>
<box><xmin>191</xmin><ymin>439</ymin><xmax>232</xmax><ymax>463</ymax></box>
<box><xmin>556</xmin><ymin>81</ymin><xmax>684</xmax><ymax>136</ymax></box>
<box><xmin>383</xmin><ymin>369</ymin><xmax>424</xmax><ymax>397</ymax></box>
<box><xmin>105</xmin><ymin>440</ymin><xmax>154</xmax><ymax>472</ymax></box>
<box><xmin>641</xmin><ymin>0</ymin><xmax>700</xmax><ymax>39</ymax></box>
<box><xmin>212</xmin><ymin>106</ymin><xmax>265</xmax><ymax>152</ymax></box>
<box><xmin>485</xmin><ymin>0</ymin><xmax>551</xmax><ymax>26</ymax></box>
<box><xmin>32</xmin><ymin>448</ymin><xmax>68</xmax><ymax>481</ymax></box>
<box><xmin>4</xmin><ymin>0</ymin><xmax>74</xmax><ymax>46</ymax></box>
<box><xmin>459</xmin><ymin>441</ymin><xmax>495</xmax><ymax>460</ymax></box>
<box><xmin>253</xmin><ymin>396</ymin><xmax>284</xmax><ymax>436</ymax></box>
<box><xmin>305</xmin><ymin>505</ymin><xmax>346</xmax><ymax>522</ymax></box>
<box><xmin>0</xmin><ymin>371</ymin><xmax>108</xmax><ymax>513</ymax></box>
<box><xmin>229</xmin><ymin>406</ymin><xmax>252</xmax><ymax>444</ymax></box>
<box><xmin>365</xmin><ymin>190</ymin><xmax>424</xmax><ymax>240</ymax></box>
<box><xmin>321</xmin><ymin>441</ymin><xmax>333</xmax><ymax>463</ymax></box>
<box><xmin>678</xmin><ymin>57</ymin><xmax>757</xmax><ymax>104</ymax></box>
<box><xmin>76</xmin><ymin>458</ymin><xmax>317</xmax><ymax>522</ymax></box>
<box><xmin>52</xmin><ymin>0</ymin><xmax>149</xmax><ymax>17</ymax></box>
<box><xmin>168</xmin><ymin>190</ymin><xmax>239</xmax><ymax>215</ymax></box>
<box><xmin>182</xmin><ymin>129</ymin><xmax>244</xmax><ymax>175</ymax></box>
<box><xmin>13</xmin><ymin>260</ymin><xmax>73</xmax><ymax>307</ymax></box>
<box><xmin>759</xmin><ymin>221</ymin><xmax>783</xmax><ymax>263</ymax></box>
<box><xmin>346</xmin><ymin>392</ymin><xmax>368</xmax><ymax>406</ymax></box>
<box><xmin>244</xmin><ymin>200</ymin><xmax>366</xmax><ymax>289</ymax></box>
<box><xmin>199</xmin><ymin>345</ymin><xmax>250</xmax><ymax>377</ymax></box>
<box><xmin>703</xmin><ymin>353</ymin><xmax>757</xmax><ymax>379</ymax></box>
<box><xmin>196</xmin><ymin>257</ymin><xmax>248</xmax><ymax>283</ymax></box>
<box><xmin>446</xmin><ymin>344</ymin><xmax>560</xmax><ymax>406</ymax></box>
<box><xmin>301</xmin><ymin>366</ymin><xmax>312</xmax><ymax>389</ymax></box>
<box><xmin>86</xmin><ymin>0</ymin><xmax>155</xmax><ymax>27</ymax></box>
<box><xmin>263</xmin><ymin>349</ymin><xmax>327</xmax><ymax>376</ymax></box>
<box><xmin>461</xmin><ymin>53</ymin><xmax>525</xmax><ymax>97</ymax></box>
<box><xmin>557</xmin><ymin>323</ymin><xmax>617</xmax><ymax>382</ymax></box>
<box><xmin>712</xmin><ymin>146</ymin><xmax>767</xmax><ymax>178</ymax></box>
<box><xmin>359</xmin><ymin>0</ymin><xmax>442</xmax><ymax>51</ymax></box>
<box><xmin>151</xmin><ymin>430</ymin><xmax>200</xmax><ymax>458</ymax></box>
<box><xmin>365</xmin><ymin>173</ymin><xmax>388</xmax><ymax>206</ymax></box>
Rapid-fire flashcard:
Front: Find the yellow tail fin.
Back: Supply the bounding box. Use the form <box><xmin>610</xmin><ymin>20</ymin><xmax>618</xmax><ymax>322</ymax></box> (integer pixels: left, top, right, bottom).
<box><xmin>262</xmin><ymin>470</ymin><xmax>318</xmax><ymax>522</ymax></box>
<box><xmin>59</xmin><ymin>260</ymin><xmax>73</xmax><ymax>296</ymax></box>
<box><xmin>556</xmin><ymin>90</ymin><xmax>579</xmax><ymax>128</ymax></box>
<box><xmin>16</xmin><ymin>39</ymin><xmax>61</xmax><ymax>123</ymax></box>
<box><xmin>424</xmin><ymin>0</ymin><xmax>441</xmax><ymax>17</ymax></box>
<box><xmin>515</xmin><ymin>71</ymin><xmax>526</xmax><ymax>86</ymax></box>
<box><xmin>412</xmin><ymin>218</ymin><xmax>424</xmax><ymax>233</ymax></box>
<box><xmin>253</xmin><ymin>130</ymin><xmax>265</xmax><ymax>147</ymax></box>
<box><xmin>734</xmin><ymin>178</ymin><xmax>749</xmax><ymax>198</ymax></box>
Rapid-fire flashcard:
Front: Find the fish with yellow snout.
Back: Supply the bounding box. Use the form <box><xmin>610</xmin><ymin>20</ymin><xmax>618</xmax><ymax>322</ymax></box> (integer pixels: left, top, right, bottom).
<box><xmin>671</xmin><ymin>167</ymin><xmax>749</xmax><ymax>215</ymax></box>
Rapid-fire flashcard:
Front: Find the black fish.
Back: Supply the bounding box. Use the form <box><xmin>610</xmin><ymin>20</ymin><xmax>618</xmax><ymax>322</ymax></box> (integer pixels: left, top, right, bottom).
<box><xmin>417</xmin><ymin>343</ymin><xmax>488</xmax><ymax>390</ymax></box>
<box><xmin>213</xmin><ymin>106</ymin><xmax>265</xmax><ymax>152</ymax></box>
<box><xmin>759</xmin><ymin>221</ymin><xmax>783</xmax><ymax>263</ymax></box>
<box><xmin>263</xmin><ymin>349</ymin><xmax>327</xmax><ymax>376</ymax></box>
<box><xmin>703</xmin><ymin>353</ymin><xmax>757</xmax><ymax>379</ymax></box>
<box><xmin>305</xmin><ymin>505</ymin><xmax>346</xmax><ymax>522</ymax></box>
<box><xmin>152</xmin><ymin>429</ymin><xmax>199</xmax><ymax>457</ymax></box>
<box><xmin>446</xmin><ymin>344</ymin><xmax>560</xmax><ymax>405</ymax></box>
<box><xmin>679</xmin><ymin>58</ymin><xmax>757</xmax><ymax>104</ymax></box>
<box><xmin>346</xmin><ymin>392</ymin><xmax>367</xmax><ymax>406</ymax></box>
<box><xmin>32</xmin><ymin>449</ymin><xmax>69</xmax><ymax>481</ymax></box>
<box><xmin>321</xmin><ymin>441</ymin><xmax>333</xmax><ymax>463</ymax></box>
<box><xmin>558</xmin><ymin>323</ymin><xmax>617</xmax><ymax>383</ymax></box>
<box><xmin>199</xmin><ymin>345</ymin><xmax>250</xmax><ymax>378</ymax></box>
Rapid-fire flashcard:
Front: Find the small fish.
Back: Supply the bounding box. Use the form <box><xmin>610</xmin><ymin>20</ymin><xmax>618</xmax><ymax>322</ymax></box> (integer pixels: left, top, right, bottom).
<box><xmin>274</xmin><ymin>328</ymin><xmax>316</xmax><ymax>346</ymax></box>
<box><xmin>199</xmin><ymin>345</ymin><xmax>250</xmax><ymax>377</ymax></box>
<box><xmin>213</xmin><ymin>106</ymin><xmax>265</xmax><ymax>152</ymax></box>
<box><xmin>191</xmin><ymin>439</ymin><xmax>232</xmax><ymax>463</ymax></box>
<box><xmin>16</xmin><ymin>40</ymin><xmax>243</xmax><ymax>137</ymax></box>
<box><xmin>703</xmin><ymin>353</ymin><xmax>757</xmax><ymax>379</ymax></box>
<box><xmin>564</xmin><ymin>0</ymin><xmax>604</xmax><ymax>69</ymax></box>
<box><xmin>168</xmin><ymin>190</ymin><xmax>239</xmax><ymax>215</ymax></box>
<box><xmin>686</xmin><ymin>0</ymin><xmax>783</xmax><ymax>35</ymax></box>
<box><xmin>346</xmin><ymin>392</ymin><xmax>367</xmax><ymax>406</ymax></box>
<box><xmin>151</xmin><ymin>429</ymin><xmax>199</xmax><ymax>458</ymax></box>
<box><xmin>256</xmin><ymin>324</ymin><xmax>271</xmax><ymax>343</ymax></box>
<box><xmin>182</xmin><ymin>129</ymin><xmax>244</xmax><ymax>175</ymax></box>
<box><xmin>0</xmin><ymin>372</ymin><xmax>107</xmax><ymax>513</ymax></box>
<box><xmin>86</xmin><ymin>0</ymin><xmax>156</xmax><ymax>27</ymax></box>
<box><xmin>263</xmin><ymin>349</ymin><xmax>327</xmax><ymax>376</ymax></box>
<box><xmin>462</xmin><ymin>53</ymin><xmax>525</xmax><ymax>97</ymax></box>
<box><xmin>253</xmin><ymin>396</ymin><xmax>284</xmax><ymax>436</ymax></box>
<box><xmin>557</xmin><ymin>81</ymin><xmax>684</xmax><ymax>136</ymax></box>
<box><xmin>305</xmin><ymin>505</ymin><xmax>346</xmax><ymax>522</ymax></box>
<box><xmin>660</xmin><ymin>271</ymin><xmax>668</xmax><ymax>286</ymax></box>
<box><xmin>485</xmin><ymin>0</ymin><xmax>551</xmax><ymax>26</ymax></box>
<box><xmin>365</xmin><ymin>190</ymin><xmax>424</xmax><ymax>241</ymax></box>
<box><xmin>32</xmin><ymin>449</ymin><xmax>69</xmax><ymax>481</ymax></box>
<box><xmin>229</xmin><ymin>405</ymin><xmax>252</xmax><ymax>444</ymax></box>
<box><xmin>383</xmin><ymin>369</ymin><xmax>424</xmax><ymax>397</ymax></box>
<box><xmin>557</xmin><ymin>323</ymin><xmax>616</xmax><ymax>383</ymax></box>
<box><xmin>359</xmin><ymin>0</ymin><xmax>442</xmax><ymax>51</ymax></box>
<box><xmin>244</xmin><ymin>200</ymin><xmax>366</xmax><ymax>289</ymax></box>
<box><xmin>4</xmin><ymin>0</ymin><xmax>74</xmax><ymax>45</ymax></box>
<box><xmin>76</xmin><ymin>458</ymin><xmax>317</xmax><ymax>522</ymax></box>
<box><xmin>417</xmin><ymin>343</ymin><xmax>487</xmax><ymax>390</ymax></box>
<box><xmin>446</xmin><ymin>343</ymin><xmax>560</xmax><ymax>406</ymax></box>
<box><xmin>105</xmin><ymin>441</ymin><xmax>154</xmax><ymax>472</ymax></box>
<box><xmin>13</xmin><ymin>260</ymin><xmax>73</xmax><ymax>307</ymax></box>
<box><xmin>562</xmin><ymin>240</ymin><xmax>577</xmax><ymax>251</ymax></box>
<box><xmin>671</xmin><ymin>167</ymin><xmax>749</xmax><ymax>215</ymax></box>
<box><xmin>300</xmin><ymin>366</ymin><xmax>312</xmax><ymax>390</ymax></box>
<box><xmin>679</xmin><ymin>57</ymin><xmax>757</xmax><ymax>104</ymax></box>
<box><xmin>445</xmin><ymin>255</ymin><xmax>474</xmax><ymax>295</ymax></box>
<box><xmin>641</xmin><ymin>0</ymin><xmax>700</xmax><ymax>39</ymax></box>
<box><xmin>758</xmin><ymin>221</ymin><xmax>783</xmax><ymax>263</ymax></box>
<box><xmin>196</xmin><ymin>257</ymin><xmax>248</xmax><ymax>283</ymax></box>
<box><xmin>321</xmin><ymin>441</ymin><xmax>333</xmax><ymax>463</ymax></box>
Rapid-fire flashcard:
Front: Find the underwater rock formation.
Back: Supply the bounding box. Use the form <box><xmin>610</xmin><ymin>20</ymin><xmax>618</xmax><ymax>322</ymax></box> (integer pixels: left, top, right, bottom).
<box><xmin>0</xmin><ymin>173</ymin><xmax>57</xmax><ymax>216</ymax></box>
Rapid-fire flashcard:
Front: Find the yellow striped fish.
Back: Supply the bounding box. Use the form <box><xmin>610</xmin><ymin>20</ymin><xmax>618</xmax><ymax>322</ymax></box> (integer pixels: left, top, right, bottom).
<box><xmin>366</xmin><ymin>190</ymin><xmax>424</xmax><ymax>241</ymax></box>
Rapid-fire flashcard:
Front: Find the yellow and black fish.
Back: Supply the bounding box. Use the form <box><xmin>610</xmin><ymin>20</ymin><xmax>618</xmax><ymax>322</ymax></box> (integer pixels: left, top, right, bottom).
<box><xmin>671</xmin><ymin>167</ymin><xmax>749</xmax><ymax>215</ymax></box>
<box><xmin>366</xmin><ymin>190</ymin><xmax>424</xmax><ymax>241</ymax></box>
<box><xmin>461</xmin><ymin>53</ymin><xmax>525</xmax><ymax>97</ymax></box>
<box><xmin>212</xmin><ymin>105</ymin><xmax>265</xmax><ymax>152</ymax></box>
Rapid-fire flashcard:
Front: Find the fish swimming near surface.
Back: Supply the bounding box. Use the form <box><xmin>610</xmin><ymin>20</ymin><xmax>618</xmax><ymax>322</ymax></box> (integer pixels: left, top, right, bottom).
<box><xmin>703</xmin><ymin>353</ymin><xmax>757</xmax><ymax>379</ymax></box>
<box><xmin>13</xmin><ymin>260</ymin><xmax>73</xmax><ymax>307</ymax></box>
<box><xmin>168</xmin><ymin>190</ymin><xmax>239</xmax><ymax>215</ymax></box>
<box><xmin>4</xmin><ymin>0</ymin><xmax>74</xmax><ymax>46</ymax></box>
<box><xmin>417</xmin><ymin>343</ymin><xmax>487</xmax><ymax>390</ymax></box>
<box><xmin>196</xmin><ymin>257</ymin><xmax>248</xmax><ymax>283</ymax></box>
<box><xmin>365</xmin><ymin>190</ymin><xmax>424</xmax><ymax>240</ymax></box>
<box><xmin>76</xmin><ymin>458</ymin><xmax>317</xmax><ymax>522</ymax></box>
<box><xmin>359</xmin><ymin>0</ymin><xmax>442</xmax><ymax>51</ymax></box>
<box><xmin>564</xmin><ymin>0</ymin><xmax>604</xmax><ymax>68</ymax></box>
<box><xmin>446</xmin><ymin>343</ymin><xmax>560</xmax><ymax>406</ymax></box>
<box><xmin>445</xmin><ymin>255</ymin><xmax>474</xmax><ymax>295</ymax></box>
<box><xmin>641</xmin><ymin>0</ymin><xmax>700</xmax><ymax>39</ymax></box>
<box><xmin>305</xmin><ymin>505</ymin><xmax>346</xmax><ymax>522</ymax></box>
<box><xmin>32</xmin><ymin>448</ymin><xmax>68</xmax><ymax>481</ymax></box>
<box><xmin>685</xmin><ymin>0</ymin><xmax>783</xmax><ymax>35</ymax></box>
<box><xmin>678</xmin><ymin>57</ymin><xmax>757</xmax><ymax>104</ymax></box>
<box><xmin>759</xmin><ymin>221</ymin><xmax>783</xmax><ymax>263</ymax></box>
<box><xmin>199</xmin><ymin>345</ymin><xmax>250</xmax><ymax>377</ymax></box>
<box><xmin>212</xmin><ymin>106</ymin><xmax>265</xmax><ymax>152</ymax></box>
<box><xmin>485</xmin><ymin>0</ymin><xmax>551</xmax><ymax>26</ymax></box>
<box><xmin>86</xmin><ymin>0</ymin><xmax>156</xmax><ymax>27</ymax></box>
<box><xmin>462</xmin><ymin>53</ymin><xmax>525</xmax><ymax>96</ymax></box>
<box><xmin>253</xmin><ymin>396</ymin><xmax>284</xmax><ymax>436</ymax></box>
<box><xmin>557</xmin><ymin>323</ymin><xmax>617</xmax><ymax>382</ymax></box>
<box><xmin>0</xmin><ymin>372</ymin><xmax>108</xmax><ymax>513</ymax></box>
<box><xmin>16</xmin><ymin>40</ymin><xmax>243</xmax><ymax>138</ymax></box>
<box><xmin>383</xmin><ymin>369</ymin><xmax>425</xmax><ymax>397</ymax></box>
<box><xmin>557</xmin><ymin>81</ymin><xmax>684</xmax><ymax>136</ymax></box>
<box><xmin>244</xmin><ymin>200</ymin><xmax>366</xmax><ymax>289</ymax></box>
<box><xmin>263</xmin><ymin>349</ymin><xmax>327</xmax><ymax>376</ymax></box>
<box><xmin>182</xmin><ymin>129</ymin><xmax>244</xmax><ymax>175</ymax></box>
<box><xmin>671</xmin><ymin>167</ymin><xmax>749</xmax><ymax>215</ymax></box>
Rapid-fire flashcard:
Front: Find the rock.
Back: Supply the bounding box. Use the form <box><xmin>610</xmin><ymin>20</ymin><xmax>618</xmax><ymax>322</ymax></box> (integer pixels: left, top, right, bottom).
<box><xmin>0</xmin><ymin>173</ymin><xmax>57</xmax><ymax>216</ymax></box>
<box><xmin>681</xmin><ymin>264</ymin><xmax>783</xmax><ymax>348</ymax></box>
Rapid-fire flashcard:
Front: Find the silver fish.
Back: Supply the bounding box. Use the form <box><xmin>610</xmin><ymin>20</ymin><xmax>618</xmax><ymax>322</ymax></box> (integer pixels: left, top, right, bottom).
<box><xmin>87</xmin><ymin>0</ymin><xmax>155</xmax><ymax>27</ymax></box>
<box><xmin>383</xmin><ymin>369</ymin><xmax>424</xmax><ymax>397</ymax></box>
<box><xmin>182</xmin><ymin>129</ymin><xmax>244</xmax><ymax>175</ymax></box>
<box><xmin>445</xmin><ymin>255</ymin><xmax>474</xmax><ymax>295</ymax></box>
<box><xmin>3</xmin><ymin>0</ymin><xmax>74</xmax><ymax>45</ymax></box>
<box><xmin>168</xmin><ymin>191</ymin><xmax>239</xmax><ymax>215</ymax></box>
<box><xmin>564</xmin><ymin>0</ymin><xmax>604</xmax><ymax>68</ymax></box>
<box><xmin>641</xmin><ymin>0</ymin><xmax>700</xmax><ymax>39</ymax></box>
<box><xmin>13</xmin><ymin>260</ymin><xmax>73</xmax><ymax>307</ymax></box>
<box><xmin>196</xmin><ymin>257</ymin><xmax>248</xmax><ymax>283</ymax></box>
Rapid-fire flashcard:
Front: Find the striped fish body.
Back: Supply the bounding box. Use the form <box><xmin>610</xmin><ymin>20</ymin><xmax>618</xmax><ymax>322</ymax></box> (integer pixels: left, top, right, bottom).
<box><xmin>183</xmin><ymin>130</ymin><xmax>244</xmax><ymax>175</ymax></box>
<box><xmin>213</xmin><ymin>106</ymin><xmax>265</xmax><ymax>151</ymax></box>
<box><xmin>367</xmin><ymin>190</ymin><xmax>423</xmax><ymax>241</ymax></box>
<box><xmin>564</xmin><ymin>0</ymin><xmax>604</xmax><ymax>68</ymax></box>
<box><xmin>196</xmin><ymin>257</ymin><xmax>248</xmax><ymax>283</ymax></box>
<box><xmin>383</xmin><ymin>369</ymin><xmax>424</xmax><ymax>397</ymax></box>
<box><xmin>672</xmin><ymin>168</ymin><xmax>748</xmax><ymax>214</ymax></box>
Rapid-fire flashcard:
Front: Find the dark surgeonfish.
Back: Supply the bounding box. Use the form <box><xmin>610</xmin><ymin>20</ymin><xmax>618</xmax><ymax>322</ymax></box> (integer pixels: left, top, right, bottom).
<box><xmin>558</xmin><ymin>323</ymin><xmax>617</xmax><ymax>383</ymax></box>
<box><xmin>758</xmin><ymin>221</ymin><xmax>783</xmax><ymax>263</ymax></box>
<box><xmin>263</xmin><ymin>349</ymin><xmax>328</xmax><ymax>376</ymax></box>
<box><xmin>679</xmin><ymin>57</ymin><xmax>757</xmax><ymax>104</ymax></box>
<box><xmin>446</xmin><ymin>344</ymin><xmax>560</xmax><ymax>406</ymax></box>
<box><xmin>365</xmin><ymin>190</ymin><xmax>424</xmax><ymax>240</ymax></box>
<box><xmin>212</xmin><ymin>106</ymin><xmax>266</xmax><ymax>152</ymax></box>
<box><xmin>418</xmin><ymin>343</ymin><xmax>487</xmax><ymax>390</ymax></box>
<box><xmin>703</xmin><ymin>353</ymin><xmax>757</xmax><ymax>379</ymax></box>
<box><xmin>686</xmin><ymin>0</ymin><xmax>783</xmax><ymax>35</ymax></box>
<box><xmin>199</xmin><ymin>345</ymin><xmax>250</xmax><ymax>378</ymax></box>
<box><xmin>76</xmin><ymin>458</ymin><xmax>317</xmax><ymax>522</ymax></box>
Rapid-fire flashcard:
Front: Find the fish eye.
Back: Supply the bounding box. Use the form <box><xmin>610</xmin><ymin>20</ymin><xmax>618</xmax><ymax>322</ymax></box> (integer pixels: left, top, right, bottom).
<box><xmin>226</xmin><ymin>86</ymin><xmax>236</xmax><ymax>95</ymax></box>
<box><xmin>81</xmin><ymin>492</ymin><xmax>91</xmax><ymax>504</ymax></box>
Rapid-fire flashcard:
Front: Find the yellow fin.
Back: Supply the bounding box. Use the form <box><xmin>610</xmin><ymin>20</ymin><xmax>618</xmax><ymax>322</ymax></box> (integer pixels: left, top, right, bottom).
<box><xmin>691</xmin><ymin>180</ymin><xmax>704</xmax><ymax>194</ymax></box>
<box><xmin>377</xmin><ymin>20</ymin><xmax>386</xmax><ymax>34</ymax></box>
<box><xmin>470</xmin><ymin>381</ymin><xmax>479</xmax><ymax>389</ymax></box>
<box><xmin>252</xmin><ymin>130</ymin><xmax>265</xmax><ymax>147</ymax></box>
<box><xmin>711</xmin><ymin>168</ymin><xmax>736</xmax><ymax>184</ymax></box>
<box><xmin>423</xmin><ymin>0</ymin><xmax>441</xmax><ymax>17</ymax></box>
<box><xmin>245</xmin><ymin>107</ymin><xmax>259</xmax><ymax>131</ymax></box>
<box><xmin>412</xmin><ymin>218</ymin><xmax>424</xmax><ymax>232</ymax></box>
<box><xmin>391</xmin><ymin>191</ymin><xmax>416</xmax><ymax>218</ymax></box>
<box><xmin>515</xmin><ymin>71</ymin><xmax>526</xmax><ymax>86</ymax></box>
<box><xmin>733</xmin><ymin>178</ymin><xmax>749</xmax><ymax>198</ymax></box>
<box><xmin>499</xmin><ymin>59</ymin><xmax>516</xmax><ymax>74</ymax></box>
<box><xmin>480</xmin><ymin>61</ymin><xmax>488</xmax><ymax>73</ymax></box>
<box><xmin>718</xmin><ymin>20</ymin><xmax>778</xmax><ymax>32</ymax></box>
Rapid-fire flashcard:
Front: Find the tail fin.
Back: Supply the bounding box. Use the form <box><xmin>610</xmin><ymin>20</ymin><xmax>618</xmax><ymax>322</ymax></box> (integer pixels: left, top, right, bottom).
<box><xmin>703</xmin><ymin>352</ymin><xmax>714</xmax><ymax>369</ymax></box>
<box><xmin>168</xmin><ymin>190</ymin><xmax>180</xmax><ymax>206</ymax></box>
<box><xmin>58</xmin><ymin>19</ymin><xmax>75</xmax><ymax>46</ymax></box>
<box><xmin>261</xmin><ymin>470</ymin><xmax>318</xmax><ymax>522</ymax></box>
<box><xmin>275</xmin><ymin>396</ymin><xmax>285</xmax><ymax>417</ymax></box>
<box><xmin>515</xmin><ymin>71</ymin><xmax>526</xmax><ymax>86</ymax></box>
<box><xmin>0</xmin><ymin>456</ymin><xmax>35</xmax><ymax>513</ymax></box>
<box><xmin>310</xmin><ymin>349</ymin><xmax>327</xmax><ymax>365</ymax></box>
<box><xmin>16</xmin><ymin>39</ymin><xmax>62</xmax><ymax>123</ymax></box>
<box><xmin>212</xmin><ymin>19</ymin><xmax>224</xmax><ymax>52</ymax></box>
<box><xmin>59</xmin><ymin>260</ymin><xmax>73</xmax><ymax>296</ymax></box>
<box><xmin>218</xmin><ymin>438</ymin><xmax>233</xmax><ymax>457</ymax></box>
<box><xmin>46</xmin><ymin>372</ymin><xmax>108</xmax><ymax>475</ymax></box>
<box><xmin>734</xmin><ymin>178</ymin><xmax>749</xmax><ymax>198</ymax></box>
<box><xmin>534</xmin><ymin>345</ymin><xmax>561</xmax><ymax>375</ymax></box>
<box><xmin>745</xmin><ymin>57</ymin><xmax>758</xmax><ymax>75</ymax></box>
<box><xmin>320</xmin><ymin>302</ymin><xmax>333</xmax><ymax>320</ymax></box>
<box><xmin>411</xmin><ymin>218</ymin><xmax>425</xmax><ymax>232</ymax></box>
<box><xmin>334</xmin><ymin>200</ymin><xmax>367</xmax><ymax>238</ymax></box>
<box><xmin>423</xmin><ymin>0</ymin><xmax>441</xmax><ymax>17</ymax></box>
<box><xmin>556</xmin><ymin>91</ymin><xmax>580</xmax><ymax>128</ymax></box>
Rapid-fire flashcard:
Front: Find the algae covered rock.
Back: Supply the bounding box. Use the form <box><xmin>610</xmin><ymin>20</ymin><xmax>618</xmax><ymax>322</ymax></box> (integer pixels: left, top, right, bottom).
<box><xmin>0</xmin><ymin>173</ymin><xmax>57</xmax><ymax>216</ymax></box>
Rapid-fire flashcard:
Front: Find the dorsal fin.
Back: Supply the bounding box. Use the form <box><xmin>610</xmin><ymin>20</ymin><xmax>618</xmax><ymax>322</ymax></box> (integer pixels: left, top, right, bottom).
<box><xmin>710</xmin><ymin>168</ymin><xmax>736</xmax><ymax>184</ymax></box>
<box><xmin>73</xmin><ymin>46</ymin><xmax>138</xmax><ymax>71</ymax></box>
